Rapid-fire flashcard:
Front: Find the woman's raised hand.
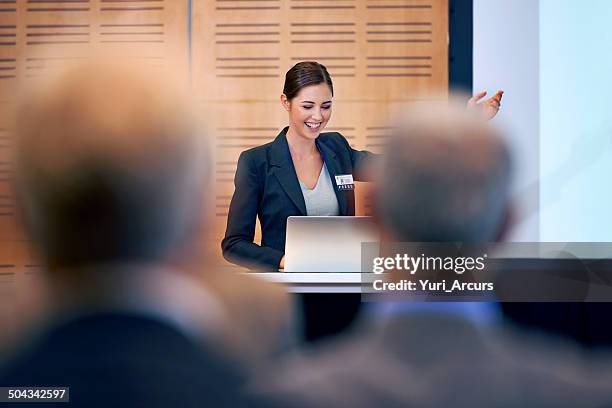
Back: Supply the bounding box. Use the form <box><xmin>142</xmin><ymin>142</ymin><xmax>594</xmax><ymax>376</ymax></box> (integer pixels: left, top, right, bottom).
<box><xmin>467</xmin><ymin>90</ymin><xmax>504</xmax><ymax>121</ymax></box>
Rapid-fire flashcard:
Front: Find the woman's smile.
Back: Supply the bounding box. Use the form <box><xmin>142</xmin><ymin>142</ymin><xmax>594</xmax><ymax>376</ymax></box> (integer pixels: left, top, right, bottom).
<box><xmin>283</xmin><ymin>82</ymin><xmax>333</xmax><ymax>141</ymax></box>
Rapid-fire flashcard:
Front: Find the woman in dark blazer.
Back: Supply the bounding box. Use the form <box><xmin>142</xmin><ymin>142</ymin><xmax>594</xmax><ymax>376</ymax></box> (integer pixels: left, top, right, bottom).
<box><xmin>222</xmin><ymin>62</ymin><xmax>376</xmax><ymax>271</ymax></box>
<box><xmin>222</xmin><ymin>125</ymin><xmax>375</xmax><ymax>271</ymax></box>
<box><xmin>222</xmin><ymin>62</ymin><xmax>503</xmax><ymax>271</ymax></box>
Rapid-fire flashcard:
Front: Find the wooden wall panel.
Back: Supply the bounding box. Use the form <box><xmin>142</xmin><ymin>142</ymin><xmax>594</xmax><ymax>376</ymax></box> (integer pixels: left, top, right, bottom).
<box><xmin>194</xmin><ymin>0</ymin><xmax>447</xmax><ymax>102</ymax></box>
<box><xmin>193</xmin><ymin>0</ymin><xmax>449</xmax><ymax>267</ymax></box>
<box><xmin>0</xmin><ymin>1</ymin><xmax>448</xmax><ymax>276</ymax></box>
<box><xmin>0</xmin><ymin>1</ymin><xmax>188</xmax><ymax>293</ymax></box>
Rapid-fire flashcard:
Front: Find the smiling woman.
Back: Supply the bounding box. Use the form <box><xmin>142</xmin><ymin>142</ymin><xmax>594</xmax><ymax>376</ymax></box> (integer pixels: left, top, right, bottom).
<box><xmin>221</xmin><ymin>61</ymin><xmax>376</xmax><ymax>271</ymax></box>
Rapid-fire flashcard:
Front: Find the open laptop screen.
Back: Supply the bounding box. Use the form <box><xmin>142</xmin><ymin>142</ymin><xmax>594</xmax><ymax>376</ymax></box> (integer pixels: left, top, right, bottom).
<box><xmin>284</xmin><ymin>216</ymin><xmax>379</xmax><ymax>272</ymax></box>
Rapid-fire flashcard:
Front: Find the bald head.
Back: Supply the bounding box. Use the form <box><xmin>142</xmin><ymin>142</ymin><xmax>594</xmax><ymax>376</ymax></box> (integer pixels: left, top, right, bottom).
<box><xmin>375</xmin><ymin>100</ymin><xmax>512</xmax><ymax>242</ymax></box>
<box><xmin>15</xmin><ymin>62</ymin><xmax>208</xmax><ymax>269</ymax></box>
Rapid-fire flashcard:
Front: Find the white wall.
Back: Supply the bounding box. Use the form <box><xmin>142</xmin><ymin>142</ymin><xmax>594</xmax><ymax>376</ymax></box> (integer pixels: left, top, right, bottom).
<box><xmin>539</xmin><ymin>0</ymin><xmax>612</xmax><ymax>242</ymax></box>
<box><xmin>474</xmin><ymin>0</ymin><xmax>539</xmax><ymax>241</ymax></box>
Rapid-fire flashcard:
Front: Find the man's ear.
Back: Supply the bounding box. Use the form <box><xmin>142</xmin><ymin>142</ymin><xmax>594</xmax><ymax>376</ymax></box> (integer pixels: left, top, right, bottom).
<box><xmin>280</xmin><ymin>94</ymin><xmax>290</xmax><ymax>112</ymax></box>
<box><xmin>369</xmin><ymin>186</ymin><xmax>393</xmax><ymax>241</ymax></box>
<box><xmin>369</xmin><ymin>185</ymin><xmax>382</xmax><ymax>226</ymax></box>
<box><xmin>494</xmin><ymin>205</ymin><xmax>515</xmax><ymax>242</ymax></box>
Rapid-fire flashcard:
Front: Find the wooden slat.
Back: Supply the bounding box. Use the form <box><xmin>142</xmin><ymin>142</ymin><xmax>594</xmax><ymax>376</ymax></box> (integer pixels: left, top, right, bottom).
<box><xmin>0</xmin><ymin>0</ymin><xmax>188</xmax><ymax>279</ymax></box>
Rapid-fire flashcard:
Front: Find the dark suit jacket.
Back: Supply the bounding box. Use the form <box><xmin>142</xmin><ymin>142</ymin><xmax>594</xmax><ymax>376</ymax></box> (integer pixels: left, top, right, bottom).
<box><xmin>0</xmin><ymin>313</ymin><xmax>262</xmax><ymax>408</ymax></box>
<box><xmin>222</xmin><ymin>127</ymin><xmax>375</xmax><ymax>271</ymax></box>
<box><xmin>255</xmin><ymin>313</ymin><xmax>612</xmax><ymax>408</ymax></box>
<box><xmin>503</xmin><ymin>302</ymin><xmax>612</xmax><ymax>348</ymax></box>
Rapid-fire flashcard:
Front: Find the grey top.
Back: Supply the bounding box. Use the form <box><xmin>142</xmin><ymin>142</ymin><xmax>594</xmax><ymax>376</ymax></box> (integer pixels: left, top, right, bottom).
<box><xmin>298</xmin><ymin>163</ymin><xmax>340</xmax><ymax>216</ymax></box>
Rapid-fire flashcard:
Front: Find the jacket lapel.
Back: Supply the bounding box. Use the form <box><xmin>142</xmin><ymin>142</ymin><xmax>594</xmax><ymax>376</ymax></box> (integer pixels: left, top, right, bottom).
<box><xmin>317</xmin><ymin>138</ymin><xmax>349</xmax><ymax>216</ymax></box>
<box><xmin>270</xmin><ymin>128</ymin><xmax>307</xmax><ymax>215</ymax></box>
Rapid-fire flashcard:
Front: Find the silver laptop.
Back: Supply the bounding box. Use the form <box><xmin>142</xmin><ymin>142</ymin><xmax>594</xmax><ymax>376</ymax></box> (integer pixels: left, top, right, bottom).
<box><xmin>284</xmin><ymin>216</ymin><xmax>379</xmax><ymax>272</ymax></box>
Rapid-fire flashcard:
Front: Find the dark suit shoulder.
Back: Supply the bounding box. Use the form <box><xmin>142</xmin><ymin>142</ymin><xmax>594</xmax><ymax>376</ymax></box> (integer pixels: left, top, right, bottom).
<box><xmin>235</xmin><ymin>143</ymin><xmax>276</xmax><ymax>177</ymax></box>
<box><xmin>316</xmin><ymin>132</ymin><xmax>353</xmax><ymax>157</ymax></box>
<box><xmin>0</xmin><ymin>314</ymin><xmax>253</xmax><ymax>407</ymax></box>
<box><xmin>240</xmin><ymin>139</ymin><xmax>284</xmax><ymax>172</ymax></box>
<box><xmin>317</xmin><ymin>131</ymin><xmax>349</xmax><ymax>146</ymax></box>
<box><xmin>241</xmin><ymin>139</ymin><xmax>275</xmax><ymax>156</ymax></box>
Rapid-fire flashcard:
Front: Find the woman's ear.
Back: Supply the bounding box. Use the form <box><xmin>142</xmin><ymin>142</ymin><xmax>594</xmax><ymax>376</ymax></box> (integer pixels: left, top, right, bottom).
<box><xmin>280</xmin><ymin>94</ymin><xmax>290</xmax><ymax>112</ymax></box>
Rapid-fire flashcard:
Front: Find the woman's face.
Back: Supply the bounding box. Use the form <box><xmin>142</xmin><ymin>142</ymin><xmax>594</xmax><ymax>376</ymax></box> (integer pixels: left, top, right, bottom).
<box><xmin>282</xmin><ymin>82</ymin><xmax>333</xmax><ymax>140</ymax></box>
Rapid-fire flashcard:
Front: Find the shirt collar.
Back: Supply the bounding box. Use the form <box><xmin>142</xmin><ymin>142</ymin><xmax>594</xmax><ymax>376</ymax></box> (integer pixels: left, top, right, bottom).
<box><xmin>371</xmin><ymin>301</ymin><xmax>501</xmax><ymax>327</ymax></box>
<box><xmin>50</xmin><ymin>263</ymin><xmax>228</xmax><ymax>343</ymax></box>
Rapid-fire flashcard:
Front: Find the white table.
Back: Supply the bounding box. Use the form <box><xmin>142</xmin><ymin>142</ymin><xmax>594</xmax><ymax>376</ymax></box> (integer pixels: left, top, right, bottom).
<box><xmin>252</xmin><ymin>273</ymin><xmax>364</xmax><ymax>293</ymax></box>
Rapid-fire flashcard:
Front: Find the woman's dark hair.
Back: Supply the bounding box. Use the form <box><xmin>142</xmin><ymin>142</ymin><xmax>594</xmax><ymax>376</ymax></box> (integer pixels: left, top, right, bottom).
<box><xmin>283</xmin><ymin>61</ymin><xmax>333</xmax><ymax>101</ymax></box>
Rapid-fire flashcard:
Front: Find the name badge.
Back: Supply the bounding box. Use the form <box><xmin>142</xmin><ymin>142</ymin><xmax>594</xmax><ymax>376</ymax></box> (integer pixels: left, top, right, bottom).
<box><xmin>335</xmin><ymin>174</ymin><xmax>354</xmax><ymax>190</ymax></box>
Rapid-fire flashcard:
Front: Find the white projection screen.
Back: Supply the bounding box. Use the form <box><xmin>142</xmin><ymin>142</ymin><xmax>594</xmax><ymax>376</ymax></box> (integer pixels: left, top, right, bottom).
<box><xmin>475</xmin><ymin>0</ymin><xmax>612</xmax><ymax>243</ymax></box>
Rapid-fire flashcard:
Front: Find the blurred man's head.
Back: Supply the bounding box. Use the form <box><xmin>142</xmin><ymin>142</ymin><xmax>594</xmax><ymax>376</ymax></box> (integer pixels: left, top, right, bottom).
<box><xmin>374</xmin><ymin>99</ymin><xmax>512</xmax><ymax>242</ymax></box>
<box><xmin>14</xmin><ymin>62</ymin><xmax>208</xmax><ymax>271</ymax></box>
